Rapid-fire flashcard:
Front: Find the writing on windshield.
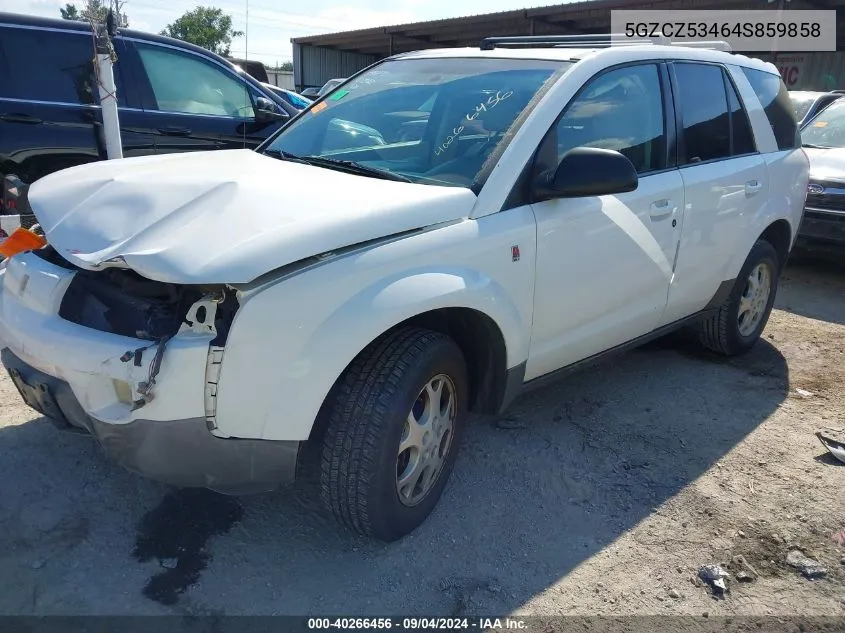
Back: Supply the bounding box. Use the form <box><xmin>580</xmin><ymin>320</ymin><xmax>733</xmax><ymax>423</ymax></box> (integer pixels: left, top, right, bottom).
<box><xmin>434</xmin><ymin>90</ymin><xmax>514</xmax><ymax>156</ymax></box>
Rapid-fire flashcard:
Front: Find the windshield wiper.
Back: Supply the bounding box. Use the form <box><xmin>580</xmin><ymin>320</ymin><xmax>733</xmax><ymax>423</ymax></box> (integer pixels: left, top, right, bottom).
<box><xmin>298</xmin><ymin>155</ymin><xmax>413</xmax><ymax>182</ymax></box>
<box><xmin>263</xmin><ymin>148</ymin><xmax>310</xmax><ymax>164</ymax></box>
<box><xmin>801</xmin><ymin>143</ymin><xmax>830</xmax><ymax>149</ymax></box>
<box><xmin>264</xmin><ymin>149</ymin><xmax>412</xmax><ymax>182</ymax></box>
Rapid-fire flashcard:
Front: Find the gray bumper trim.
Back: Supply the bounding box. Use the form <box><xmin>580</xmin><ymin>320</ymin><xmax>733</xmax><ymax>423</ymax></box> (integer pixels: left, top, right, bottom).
<box><xmin>89</xmin><ymin>416</ymin><xmax>299</xmax><ymax>495</ymax></box>
<box><xmin>2</xmin><ymin>349</ymin><xmax>299</xmax><ymax>494</ymax></box>
<box><xmin>798</xmin><ymin>212</ymin><xmax>845</xmax><ymax>248</ymax></box>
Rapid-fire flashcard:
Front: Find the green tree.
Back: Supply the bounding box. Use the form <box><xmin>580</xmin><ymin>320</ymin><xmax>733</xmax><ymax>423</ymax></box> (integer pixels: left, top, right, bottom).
<box><xmin>160</xmin><ymin>7</ymin><xmax>243</xmax><ymax>56</ymax></box>
<box><xmin>277</xmin><ymin>61</ymin><xmax>293</xmax><ymax>72</ymax></box>
<box><xmin>59</xmin><ymin>3</ymin><xmax>81</xmax><ymax>19</ymax></box>
<box><xmin>60</xmin><ymin>0</ymin><xmax>128</xmax><ymax>26</ymax></box>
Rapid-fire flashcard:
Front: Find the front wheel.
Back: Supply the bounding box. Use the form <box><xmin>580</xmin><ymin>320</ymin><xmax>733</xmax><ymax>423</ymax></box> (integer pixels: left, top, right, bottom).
<box><xmin>696</xmin><ymin>239</ymin><xmax>780</xmax><ymax>356</ymax></box>
<box><xmin>319</xmin><ymin>327</ymin><xmax>468</xmax><ymax>541</ymax></box>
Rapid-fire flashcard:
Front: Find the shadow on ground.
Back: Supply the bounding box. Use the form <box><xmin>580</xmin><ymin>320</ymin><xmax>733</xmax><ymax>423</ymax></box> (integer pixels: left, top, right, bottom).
<box><xmin>10</xmin><ymin>256</ymin><xmax>845</xmax><ymax>615</ymax></box>
<box><xmin>0</xmin><ymin>344</ymin><xmax>790</xmax><ymax>616</ymax></box>
<box><xmin>778</xmin><ymin>254</ymin><xmax>845</xmax><ymax>325</ymax></box>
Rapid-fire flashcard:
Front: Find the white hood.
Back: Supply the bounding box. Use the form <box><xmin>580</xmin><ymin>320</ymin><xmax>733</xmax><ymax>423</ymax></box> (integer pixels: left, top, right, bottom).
<box><xmin>804</xmin><ymin>146</ymin><xmax>845</xmax><ymax>183</ymax></box>
<box><xmin>27</xmin><ymin>149</ymin><xmax>477</xmax><ymax>284</ymax></box>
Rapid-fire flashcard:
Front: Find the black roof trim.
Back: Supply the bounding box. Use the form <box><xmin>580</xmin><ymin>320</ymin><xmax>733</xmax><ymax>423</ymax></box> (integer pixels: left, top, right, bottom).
<box><xmin>0</xmin><ymin>11</ymin><xmax>238</xmax><ymax>67</ymax></box>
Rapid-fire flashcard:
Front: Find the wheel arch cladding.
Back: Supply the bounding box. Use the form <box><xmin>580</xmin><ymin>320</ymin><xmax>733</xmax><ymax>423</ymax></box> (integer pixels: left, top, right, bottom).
<box><xmin>405</xmin><ymin>308</ymin><xmax>508</xmax><ymax>415</ymax></box>
<box><xmin>759</xmin><ymin>219</ymin><xmax>792</xmax><ymax>268</ymax></box>
<box><xmin>308</xmin><ymin>307</ymin><xmax>510</xmax><ymax>445</ymax></box>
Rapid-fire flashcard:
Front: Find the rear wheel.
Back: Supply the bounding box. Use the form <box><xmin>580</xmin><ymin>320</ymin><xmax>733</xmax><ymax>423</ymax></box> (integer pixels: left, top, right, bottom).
<box><xmin>319</xmin><ymin>327</ymin><xmax>467</xmax><ymax>541</ymax></box>
<box><xmin>696</xmin><ymin>239</ymin><xmax>780</xmax><ymax>356</ymax></box>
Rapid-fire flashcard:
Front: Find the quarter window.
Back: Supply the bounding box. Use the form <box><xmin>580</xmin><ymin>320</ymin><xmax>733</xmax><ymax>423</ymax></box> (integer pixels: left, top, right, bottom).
<box><xmin>549</xmin><ymin>64</ymin><xmax>667</xmax><ymax>174</ymax></box>
<box><xmin>741</xmin><ymin>67</ymin><xmax>799</xmax><ymax>150</ymax></box>
<box><xmin>136</xmin><ymin>43</ymin><xmax>254</xmax><ymax>118</ymax></box>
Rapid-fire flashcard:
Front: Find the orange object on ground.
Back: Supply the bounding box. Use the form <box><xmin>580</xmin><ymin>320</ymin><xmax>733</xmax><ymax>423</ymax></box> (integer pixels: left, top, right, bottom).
<box><xmin>0</xmin><ymin>228</ymin><xmax>47</xmax><ymax>258</ymax></box>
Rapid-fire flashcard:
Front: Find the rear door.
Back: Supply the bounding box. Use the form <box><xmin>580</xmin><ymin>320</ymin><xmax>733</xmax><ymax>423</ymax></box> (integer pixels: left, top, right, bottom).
<box><xmin>662</xmin><ymin>61</ymin><xmax>768</xmax><ymax>325</ymax></box>
<box><xmin>128</xmin><ymin>39</ymin><xmax>282</xmax><ymax>153</ymax></box>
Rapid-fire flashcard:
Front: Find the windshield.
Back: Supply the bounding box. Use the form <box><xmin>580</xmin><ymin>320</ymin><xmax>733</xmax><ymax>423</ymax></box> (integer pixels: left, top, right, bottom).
<box><xmin>801</xmin><ymin>99</ymin><xmax>845</xmax><ymax>148</ymax></box>
<box><xmin>262</xmin><ymin>57</ymin><xmax>569</xmax><ymax>189</ymax></box>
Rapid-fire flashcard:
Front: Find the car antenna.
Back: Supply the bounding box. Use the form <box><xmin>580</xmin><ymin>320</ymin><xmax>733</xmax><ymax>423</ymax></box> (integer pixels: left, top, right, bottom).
<box><xmin>93</xmin><ymin>1</ymin><xmax>123</xmax><ymax>160</ymax></box>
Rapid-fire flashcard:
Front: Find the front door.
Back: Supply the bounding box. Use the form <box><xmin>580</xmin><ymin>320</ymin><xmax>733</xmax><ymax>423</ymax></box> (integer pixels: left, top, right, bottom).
<box><xmin>129</xmin><ymin>40</ymin><xmax>264</xmax><ymax>154</ymax></box>
<box><xmin>526</xmin><ymin>62</ymin><xmax>684</xmax><ymax>380</ymax></box>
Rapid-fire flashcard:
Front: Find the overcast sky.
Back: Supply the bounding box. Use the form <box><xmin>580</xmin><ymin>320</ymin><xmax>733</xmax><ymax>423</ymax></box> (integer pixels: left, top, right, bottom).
<box><xmin>8</xmin><ymin>0</ymin><xmax>562</xmax><ymax>66</ymax></box>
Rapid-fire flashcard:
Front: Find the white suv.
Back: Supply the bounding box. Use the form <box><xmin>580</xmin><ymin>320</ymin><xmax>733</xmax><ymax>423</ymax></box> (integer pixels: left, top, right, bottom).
<box><xmin>0</xmin><ymin>36</ymin><xmax>808</xmax><ymax>541</ymax></box>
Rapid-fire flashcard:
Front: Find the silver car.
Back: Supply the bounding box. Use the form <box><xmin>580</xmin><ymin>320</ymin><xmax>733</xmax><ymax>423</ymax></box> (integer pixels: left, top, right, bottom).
<box><xmin>798</xmin><ymin>99</ymin><xmax>845</xmax><ymax>252</ymax></box>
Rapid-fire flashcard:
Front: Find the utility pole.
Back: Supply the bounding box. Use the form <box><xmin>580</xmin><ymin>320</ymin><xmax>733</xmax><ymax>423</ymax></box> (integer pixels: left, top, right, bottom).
<box><xmin>95</xmin><ymin>8</ymin><xmax>123</xmax><ymax>159</ymax></box>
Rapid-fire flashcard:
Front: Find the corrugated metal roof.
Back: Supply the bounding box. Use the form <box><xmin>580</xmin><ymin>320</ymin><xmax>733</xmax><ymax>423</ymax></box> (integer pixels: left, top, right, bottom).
<box><xmin>291</xmin><ymin>0</ymin><xmax>829</xmax><ymax>51</ymax></box>
<box><xmin>290</xmin><ymin>0</ymin><xmax>844</xmax><ymax>89</ymax></box>
<box><xmin>290</xmin><ymin>0</ymin><xmax>710</xmax><ymax>43</ymax></box>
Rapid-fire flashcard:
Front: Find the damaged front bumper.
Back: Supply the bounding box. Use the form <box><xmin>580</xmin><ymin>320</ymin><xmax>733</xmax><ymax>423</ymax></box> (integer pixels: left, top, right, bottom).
<box><xmin>0</xmin><ymin>250</ymin><xmax>299</xmax><ymax>494</ymax></box>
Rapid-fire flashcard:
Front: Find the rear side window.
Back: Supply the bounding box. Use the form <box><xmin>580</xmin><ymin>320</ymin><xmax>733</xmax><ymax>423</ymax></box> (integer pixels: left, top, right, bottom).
<box><xmin>0</xmin><ymin>27</ymin><xmax>107</xmax><ymax>105</ymax></box>
<box><xmin>674</xmin><ymin>63</ymin><xmax>730</xmax><ymax>163</ymax></box>
<box><xmin>726</xmin><ymin>77</ymin><xmax>756</xmax><ymax>155</ymax></box>
<box><xmin>741</xmin><ymin>67</ymin><xmax>799</xmax><ymax>150</ymax></box>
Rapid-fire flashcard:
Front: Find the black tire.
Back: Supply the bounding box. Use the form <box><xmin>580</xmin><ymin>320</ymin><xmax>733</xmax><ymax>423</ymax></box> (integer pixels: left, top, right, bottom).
<box><xmin>319</xmin><ymin>327</ymin><xmax>468</xmax><ymax>541</ymax></box>
<box><xmin>696</xmin><ymin>239</ymin><xmax>780</xmax><ymax>356</ymax></box>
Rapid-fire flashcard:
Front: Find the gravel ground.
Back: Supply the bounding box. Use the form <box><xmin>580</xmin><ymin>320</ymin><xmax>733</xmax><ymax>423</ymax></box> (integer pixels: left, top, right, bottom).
<box><xmin>0</xmin><ymin>256</ymin><xmax>844</xmax><ymax>620</ymax></box>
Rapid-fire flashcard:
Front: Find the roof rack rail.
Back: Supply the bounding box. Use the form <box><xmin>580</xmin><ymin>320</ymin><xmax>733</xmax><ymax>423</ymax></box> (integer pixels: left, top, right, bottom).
<box><xmin>479</xmin><ymin>34</ymin><xmax>732</xmax><ymax>52</ymax></box>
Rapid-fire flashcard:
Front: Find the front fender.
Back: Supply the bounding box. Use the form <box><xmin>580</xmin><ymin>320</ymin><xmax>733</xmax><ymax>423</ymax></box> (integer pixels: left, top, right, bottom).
<box><xmin>213</xmin><ymin>266</ymin><xmax>529</xmax><ymax>441</ymax></box>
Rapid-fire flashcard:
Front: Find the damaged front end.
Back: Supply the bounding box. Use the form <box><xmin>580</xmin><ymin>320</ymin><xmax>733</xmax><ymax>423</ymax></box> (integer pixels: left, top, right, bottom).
<box><xmin>0</xmin><ymin>246</ymin><xmax>240</xmax><ymax>434</ymax></box>
<box><xmin>50</xmin><ymin>249</ymin><xmax>239</xmax><ymax>421</ymax></box>
<box><xmin>1</xmin><ymin>246</ymin><xmax>299</xmax><ymax>494</ymax></box>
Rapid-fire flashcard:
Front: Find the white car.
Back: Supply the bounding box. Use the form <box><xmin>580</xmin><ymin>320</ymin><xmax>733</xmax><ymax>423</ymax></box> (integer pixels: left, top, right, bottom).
<box><xmin>789</xmin><ymin>90</ymin><xmax>844</xmax><ymax>129</ymax></box>
<box><xmin>0</xmin><ymin>36</ymin><xmax>808</xmax><ymax>541</ymax></box>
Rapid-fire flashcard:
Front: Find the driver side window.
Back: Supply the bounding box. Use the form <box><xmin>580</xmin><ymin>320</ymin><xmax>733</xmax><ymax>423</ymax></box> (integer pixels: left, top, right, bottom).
<box><xmin>136</xmin><ymin>43</ymin><xmax>255</xmax><ymax>118</ymax></box>
<box><xmin>548</xmin><ymin>64</ymin><xmax>667</xmax><ymax>174</ymax></box>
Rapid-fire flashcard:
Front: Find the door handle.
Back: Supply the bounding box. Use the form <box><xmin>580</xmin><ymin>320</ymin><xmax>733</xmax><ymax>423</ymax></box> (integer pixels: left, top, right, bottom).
<box><xmin>156</xmin><ymin>126</ymin><xmax>192</xmax><ymax>136</ymax></box>
<box><xmin>745</xmin><ymin>179</ymin><xmax>763</xmax><ymax>196</ymax></box>
<box><xmin>649</xmin><ymin>198</ymin><xmax>674</xmax><ymax>219</ymax></box>
<box><xmin>0</xmin><ymin>113</ymin><xmax>42</xmax><ymax>124</ymax></box>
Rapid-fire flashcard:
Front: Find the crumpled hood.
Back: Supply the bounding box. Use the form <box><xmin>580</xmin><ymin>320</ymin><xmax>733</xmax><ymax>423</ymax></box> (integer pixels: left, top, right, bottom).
<box><xmin>27</xmin><ymin>149</ymin><xmax>477</xmax><ymax>284</ymax></box>
<box><xmin>804</xmin><ymin>147</ymin><xmax>845</xmax><ymax>182</ymax></box>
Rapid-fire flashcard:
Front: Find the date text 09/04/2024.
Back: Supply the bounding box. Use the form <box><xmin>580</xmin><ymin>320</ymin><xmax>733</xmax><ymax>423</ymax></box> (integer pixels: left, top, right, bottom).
<box><xmin>307</xmin><ymin>618</ymin><xmax>528</xmax><ymax>630</ymax></box>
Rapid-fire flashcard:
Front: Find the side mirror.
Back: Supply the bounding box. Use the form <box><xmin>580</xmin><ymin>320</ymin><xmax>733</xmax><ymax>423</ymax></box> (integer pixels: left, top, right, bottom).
<box><xmin>255</xmin><ymin>97</ymin><xmax>287</xmax><ymax>123</ymax></box>
<box><xmin>534</xmin><ymin>146</ymin><xmax>638</xmax><ymax>201</ymax></box>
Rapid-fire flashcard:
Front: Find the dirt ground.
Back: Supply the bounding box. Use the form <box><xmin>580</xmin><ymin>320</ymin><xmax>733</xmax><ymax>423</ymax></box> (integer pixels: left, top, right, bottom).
<box><xmin>0</xmin><ymin>255</ymin><xmax>844</xmax><ymax>622</ymax></box>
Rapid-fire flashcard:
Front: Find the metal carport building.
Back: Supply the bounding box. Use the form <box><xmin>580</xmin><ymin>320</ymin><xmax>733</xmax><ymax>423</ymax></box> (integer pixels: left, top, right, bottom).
<box><xmin>291</xmin><ymin>0</ymin><xmax>845</xmax><ymax>92</ymax></box>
